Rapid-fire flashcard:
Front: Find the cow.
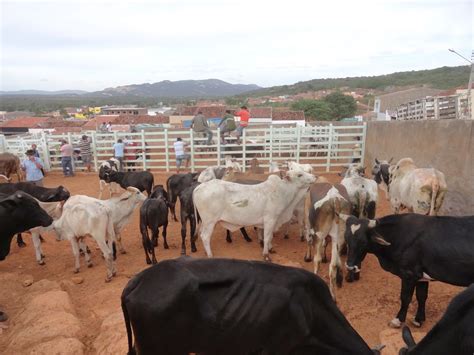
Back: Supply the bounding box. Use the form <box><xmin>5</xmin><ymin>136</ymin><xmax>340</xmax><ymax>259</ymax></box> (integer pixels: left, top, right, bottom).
<box><xmin>0</xmin><ymin>152</ymin><xmax>22</xmax><ymax>182</ymax></box>
<box><xmin>177</xmin><ymin>181</ymin><xmax>200</xmax><ymax>255</ymax></box>
<box><xmin>166</xmin><ymin>172</ymin><xmax>199</xmax><ymax>221</ymax></box>
<box><xmin>0</xmin><ymin>182</ymin><xmax>70</xmax><ymax>248</ymax></box>
<box><xmin>0</xmin><ymin>191</ymin><xmax>53</xmax><ymax>324</ymax></box>
<box><xmin>224</xmin><ymin>155</ymin><xmax>242</xmax><ymax>172</ymax></box>
<box><xmin>339</xmin><ymin>213</ymin><xmax>474</xmax><ymax>328</ymax></box>
<box><xmin>121</xmin><ymin>257</ymin><xmax>384</xmax><ymax>355</ymax></box>
<box><xmin>98</xmin><ymin>158</ymin><xmax>120</xmax><ymax>199</ymax></box>
<box><xmin>388</xmin><ymin>158</ymin><xmax>447</xmax><ymax>216</ymax></box>
<box><xmin>104</xmin><ymin>170</ymin><xmax>154</xmax><ymax>197</ymax></box>
<box><xmin>139</xmin><ymin>185</ymin><xmax>169</xmax><ymax>264</ymax></box>
<box><xmin>64</xmin><ymin>187</ymin><xmax>146</xmax><ymax>255</ymax></box>
<box><xmin>193</xmin><ymin>170</ymin><xmax>316</xmax><ymax>261</ymax></box>
<box><xmin>197</xmin><ymin>166</ymin><xmax>226</xmax><ymax>183</ymax></box>
<box><xmin>304</xmin><ymin>183</ymin><xmax>352</xmax><ymax>300</ymax></box>
<box><xmin>372</xmin><ymin>158</ymin><xmax>393</xmax><ymax>199</ymax></box>
<box><xmin>399</xmin><ymin>284</ymin><xmax>474</xmax><ymax>355</ymax></box>
<box><xmin>341</xmin><ymin>164</ymin><xmax>378</xmax><ymax>219</ymax></box>
<box><xmin>53</xmin><ymin>198</ymin><xmax>117</xmax><ymax>282</ymax></box>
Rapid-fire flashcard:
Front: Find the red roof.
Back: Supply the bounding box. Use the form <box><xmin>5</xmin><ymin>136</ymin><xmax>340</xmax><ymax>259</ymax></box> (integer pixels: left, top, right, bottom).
<box><xmin>82</xmin><ymin>115</ymin><xmax>119</xmax><ymax>129</ymax></box>
<box><xmin>0</xmin><ymin>116</ymin><xmax>49</xmax><ymax>128</ymax></box>
<box><xmin>114</xmin><ymin>114</ymin><xmax>169</xmax><ymax>124</ymax></box>
<box><xmin>250</xmin><ymin>107</ymin><xmax>272</xmax><ymax>118</ymax></box>
<box><xmin>272</xmin><ymin>111</ymin><xmax>305</xmax><ymax>121</ymax></box>
<box><xmin>177</xmin><ymin>106</ymin><xmax>227</xmax><ymax>118</ymax></box>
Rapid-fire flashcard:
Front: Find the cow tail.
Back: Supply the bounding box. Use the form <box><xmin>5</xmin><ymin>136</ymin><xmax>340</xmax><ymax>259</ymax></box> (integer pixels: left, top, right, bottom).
<box><xmin>192</xmin><ymin>190</ymin><xmax>199</xmax><ymax>239</ymax></box>
<box><xmin>429</xmin><ymin>181</ymin><xmax>439</xmax><ymax>216</ymax></box>
<box><xmin>358</xmin><ymin>190</ymin><xmax>367</xmax><ymax>219</ymax></box>
<box><xmin>106</xmin><ymin>209</ymin><xmax>117</xmax><ymax>260</ymax></box>
<box><xmin>121</xmin><ymin>298</ymin><xmax>136</xmax><ymax>355</ymax></box>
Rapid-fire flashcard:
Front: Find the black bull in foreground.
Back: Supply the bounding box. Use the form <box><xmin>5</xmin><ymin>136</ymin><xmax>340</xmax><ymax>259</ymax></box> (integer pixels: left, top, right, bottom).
<box><xmin>122</xmin><ymin>257</ymin><xmax>384</xmax><ymax>355</ymax></box>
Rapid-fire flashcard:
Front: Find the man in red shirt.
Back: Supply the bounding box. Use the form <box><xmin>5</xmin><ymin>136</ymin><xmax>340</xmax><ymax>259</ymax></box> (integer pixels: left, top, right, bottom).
<box><xmin>234</xmin><ymin>106</ymin><xmax>250</xmax><ymax>144</ymax></box>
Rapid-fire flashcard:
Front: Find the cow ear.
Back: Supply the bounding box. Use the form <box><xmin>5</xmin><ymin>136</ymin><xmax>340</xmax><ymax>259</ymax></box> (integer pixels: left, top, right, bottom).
<box><xmin>371</xmin><ymin>234</ymin><xmax>391</xmax><ymax>246</ymax></box>
<box><xmin>375</xmin><ymin>158</ymin><xmax>380</xmax><ymax>164</ymax></box>
<box><xmin>402</xmin><ymin>326</ymin><xmax>416</xmax><ymax>347</ymax></box>
<box><xmin>388</xmin><ymin>157</ymin><xmax>394</xmax><ymax>164</ymax></box>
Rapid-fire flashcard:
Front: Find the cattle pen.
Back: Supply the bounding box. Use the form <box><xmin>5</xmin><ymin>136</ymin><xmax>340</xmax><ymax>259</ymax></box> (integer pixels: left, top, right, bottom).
<box><xmin>0</xmin><ymin>123</ymin><xmax>366</xmax><ymax>173</ymax></box>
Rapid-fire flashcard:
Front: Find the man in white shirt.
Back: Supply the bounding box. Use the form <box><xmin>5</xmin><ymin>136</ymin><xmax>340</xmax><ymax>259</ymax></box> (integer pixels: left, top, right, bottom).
<box><xmin>173</xmin><ymin>137</ymin><xmax>190</xmax><ymax>173</ymax></box>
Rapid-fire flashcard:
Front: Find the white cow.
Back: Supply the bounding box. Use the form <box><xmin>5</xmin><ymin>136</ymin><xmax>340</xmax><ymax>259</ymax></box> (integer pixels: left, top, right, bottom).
<box><xmin>268</xmin><ymin>161</ymin><xmax>280</xmax><ymax>173</ymax></box>
<box><xmin>224</xmin><ymin>156</ymin><xmax>242</xmax><ymax>172</ymax></box>
<box><xmin>197</xmin><ymin>166</ymin><xmax>227</xmax><ymax>183</ymax></box>
<box><xmin>193</xmin><ymin>170</ymin><xmax>316</xmax><ymax>261</ymax></box>
<box><xmin>287</xmin><ymin>161</ymin><xmax>314</xmax><ymax>174</ymax></box>
<box><xmin>53</xmin><ymin>199</ymin><xmax>117</xmax><ymax>282</ymax></box>
<box><xmin>65</xmin><ymin>187</ymin><xmax>146</xmax><ymax>254</ymax></box>
<box><xmin>389</xmin><ymin>158</ymin><xmax>447</xmax><ymax>215</ymax></box>
<box><xmin>341</xmin><ymin>164</ymin><xmax>378</xmax><ymax>219</ymax></box>
<box><xmin>29</xmin><ymin>200</ymin><xmax>64</xmax><ymax>265</ymax></box>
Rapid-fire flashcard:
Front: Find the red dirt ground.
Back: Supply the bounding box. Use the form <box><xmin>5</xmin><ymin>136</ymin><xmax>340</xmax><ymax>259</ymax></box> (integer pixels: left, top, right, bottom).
<box><xmin>0</xmin><ymin>172</ymin><xmax>463</xmax><ymax>353</ymax></box>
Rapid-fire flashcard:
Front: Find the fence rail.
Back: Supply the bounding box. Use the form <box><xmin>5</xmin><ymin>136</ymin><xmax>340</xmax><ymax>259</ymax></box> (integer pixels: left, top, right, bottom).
<box><xmin>0</xmin><ymin>124</ymin><xmax>366</xmax><ymax>173</ymax></box>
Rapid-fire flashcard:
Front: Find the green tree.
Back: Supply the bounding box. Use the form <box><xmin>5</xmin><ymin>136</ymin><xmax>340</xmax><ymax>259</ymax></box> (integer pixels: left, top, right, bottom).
<box><xmin>291</xmin><ymin>99</ymin><xmax>334</xmax><ymax>121</ymax></box>
<box><xmin>323</xmin><ymin>92</ymin><xmax>357</xmax><ymax>119</ymax></box>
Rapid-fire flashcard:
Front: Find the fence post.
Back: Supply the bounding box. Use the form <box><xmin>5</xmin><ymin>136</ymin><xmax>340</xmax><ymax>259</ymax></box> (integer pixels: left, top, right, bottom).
<box><xmin>41</xmin><ymin>131</ymin><xmax>51</xmax><ymax>171</ymax></box>
<box><xmin>164</xmin><ymin>129</ymin><xmax>170</xmax><ymax>172</ymax></box>
<box><xmin>361</xmin><ymin>122</ymin><xmax>367</xmax><ymax>166</ymax></box>
<box><xmin>296</xmin><ymin>126</ymin><xmax>301</xmax><ymax>163</ymax></box>
<box><xmin>141</xmin><ymin>130</ymin><xmax>147</xmax><ymax>171</ymax></box>
<box><xmin>326</xmin><ymin>124</ymin><xmax>333</xmax><ymax>172</ymax></box>
<box><xmin>217</xmin><ymin>128</ymin><xmax>221</xmax><ymax>165</ymax></box>
<box><xmin>91</xmin><ymin>131</ymin><xmax>98</xmax><ymax>172</ymax></box>
<box><xmin>67</xmin><ymin>132</ymin><xmax>75</xmax><ymax>172</ymax></box>
<box><xmin>0</xmin><ymin>134</ymin><xmax>5</xmax><ymax>153</ymax></box>
<box><xmin>189</xmin><ymin>129</ymin><xmax>195</xmax><ymax>172</ymax></box>
<box><xmin>242</xmin><ymin>128</ymin><xmax>246</xmax><ymax>172</ymax></box>
<box><xmin>269</xmin><ymin>126</ymin><xmax>274</xmax><ymax>164</ymax></box>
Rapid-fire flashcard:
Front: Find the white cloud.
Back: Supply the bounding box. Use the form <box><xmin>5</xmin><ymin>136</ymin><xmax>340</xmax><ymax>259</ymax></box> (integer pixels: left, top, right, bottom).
<box><xmin>1</xmin><ymin>0</ymin><xmax>472</xmax><ymax>90</ymax></box>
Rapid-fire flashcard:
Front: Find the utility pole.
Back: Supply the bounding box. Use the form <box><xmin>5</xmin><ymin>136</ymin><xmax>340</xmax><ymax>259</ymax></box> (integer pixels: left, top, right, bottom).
<box><xmin>448</xmin><ymin>49</ymin><xmax>473</xmax><ymax>120</ymax></box>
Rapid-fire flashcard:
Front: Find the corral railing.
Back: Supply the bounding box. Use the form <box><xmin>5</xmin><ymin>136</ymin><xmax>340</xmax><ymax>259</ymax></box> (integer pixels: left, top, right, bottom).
<box><xmin>0</xmin><ymin>123</ymin><xmax>366</xmax><ymax>173</ymax></box>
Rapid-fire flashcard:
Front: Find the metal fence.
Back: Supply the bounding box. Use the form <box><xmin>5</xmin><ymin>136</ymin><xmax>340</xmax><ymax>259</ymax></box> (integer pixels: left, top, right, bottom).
<box><xmin>0</xmin><ymin>123</ymin><xmax>366</xmax><ymax>173</ymax></box>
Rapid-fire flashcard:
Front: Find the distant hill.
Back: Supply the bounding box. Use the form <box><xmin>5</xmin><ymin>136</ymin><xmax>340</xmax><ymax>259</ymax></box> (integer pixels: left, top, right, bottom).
<box><xmin>245</xmin><ymin>65</ymin><xmax>470</xmax><ymax>97</ymax></box>
<box><xmin>94</xmin><ymin>79</ymin><xmax>261</xmax><ymax>98</ymax></box>
<box><xmin>0</xmin><ymin>89</ymin><xmax>88</xmax><ymax>96</ymax></box>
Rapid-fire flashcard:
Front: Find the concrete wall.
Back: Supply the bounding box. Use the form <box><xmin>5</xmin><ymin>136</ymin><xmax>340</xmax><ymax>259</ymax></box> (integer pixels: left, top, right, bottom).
<box><xmin>365</xmin><ymin>120</ymin><xmax>473</xmax><ymax>216</ymax></box>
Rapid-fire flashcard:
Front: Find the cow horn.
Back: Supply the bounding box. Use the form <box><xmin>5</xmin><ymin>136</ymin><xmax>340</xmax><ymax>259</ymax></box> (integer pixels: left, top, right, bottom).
<box><xmin>372</xmin><ymin>234</ymin><xmax>391</xmax><ymax>246</ymax></box>
<box><xmin>388</xmin><ymin>157</ymin><xmax>394</xmax><ymax>164</ymax></box>
<box><xmin>402</xmin><ymin>326</ymin><xmax>416</xmax><ymax>347</ymax></box>
<box><xmin>337</xmin><ymin>213</ymin><xmax>350</xmax><ymax>222</ymax></box>
<box><xmin>375</xmin><ymin>158</ymin><xmax>380</xmax><ymax>164</ymax></box>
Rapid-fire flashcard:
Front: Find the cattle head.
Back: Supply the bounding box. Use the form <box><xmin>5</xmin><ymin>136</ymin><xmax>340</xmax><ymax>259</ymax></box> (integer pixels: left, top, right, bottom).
<box><xmin>338</xmin><ymin>214</ymin><xmax>390</xmax><ymax>273</ymax></box>
<box><xmin>45</xmin><ymin>186</ymin><xmax>70</xmax><ymax>202</ymax></box>
<box><xmin>150</xmin><ymin>185</ymin><xmax>168</xmax><ymax>201</ymax></box>
<box><xmin>399</xmin><ymin>326</ymin><xmax>416</xmax><ymax>355</ymax></box>
<box><xmin>284</xmin><ymin>170</ymin><xmax>316</xmax><ymax>187</ymax></box>
<box><xmin>121</xmin><ymin>187</ymin><xmax>147</xmax><ymax>203</ymax></box>
<box><xmin>341</xmin><ymin>164</ymin><xmax>366</xmax><ymax>178</ymax></box>
<box><xmin>372</xmin><ymin>158</ymin><xmax>392</xmax><ymax>188</ymax></box>
<box><xmin>0</xmin><ymin>192</ymin><xmax>53</xmax><ymax>260</ymax></box>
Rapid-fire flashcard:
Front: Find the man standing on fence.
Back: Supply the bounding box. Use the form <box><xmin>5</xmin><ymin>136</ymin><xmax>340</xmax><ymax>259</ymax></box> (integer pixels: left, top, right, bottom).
<box><xmin>113</xmin><ymin>138</ymin><xmax>125</xmax><ymax>172</ymax></box>
<box><xmin>218</xmin><ymin>110</ymin><xmax>237</xmax><ymax>144</ymax></box>
<box><xmin>234</xmin><ymin>105</ymin><xmax>250</xmax><ymax>144</ymax></box>
<box><xmin>60</xmin><ymin>139</ymin><xmax>74</xmax><ymax>177</ymax></box>
<box><xmin>173</xmin><ymin>137</ymin><xmax>190</xmax><ymax>174</ymax></box>
<box><xmin>191</xmin><ymin>111</ymin><xmax>213</xmax><ymax>145</ymax></box>
<box><xmin>79</xmin><ymin>135</ymin><xmax>93</xmax><ymax>172</ymax></box>
<box><xmin>21</xmin><ymin>149</ymin><xmax>44</xmax><ymax>186</ymax></box>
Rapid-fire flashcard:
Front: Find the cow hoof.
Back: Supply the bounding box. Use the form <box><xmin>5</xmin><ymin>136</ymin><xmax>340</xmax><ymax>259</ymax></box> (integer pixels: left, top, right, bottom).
<box><xmin>269</xmin><ymin>248</ymin><xmax>276</xmax><ymax>254</ymax></box>
<box><xmin>263</xmin><ymin>255</ymin><xmax>272</xmax><ymax>262</ymax></box>
<box><xmin>38</xmin><ymin>260</ymin><xmax>46</xmax><ymax>266</ymax></box>
<box><xmin>345</xmin><ymin>273</ymin><xmax>354</xmax><ymax>283</ymax></box>
<box><xmin>284</xmin><ymin>234</ymin><xmax>289</xmax><ymax>239</ymax></box>
<box><xmin>120</xmin><ymin>250</ymin><xmax>127</xmax><ymax>255</ymax></box>
<box><xmin>300</xmin><ymin>236</ymin><xmax>305</xmax><ymax>242</ymax></box>
<box><xmin>0</xmin><ymin>311</ymin><xmax>8</xmax><ymax>322</ymax></box>
<box><xmin>73</xmin><ymin>269</ymin><xmax>80</xmax><ymax>274</ymax></box>
<box><xmin>191</xmin><ymin>247</ymin><xmax>197</xmax><ymax>253</ymax></box>
<box><xmin>226</xmin><ymin>238</ymin><xmax>232</xmax><ymax>243</ymax></box>
<box><xmin>389</xmin><ymin>318</ymin><xmax>402</xmax><ymax>328</ymax></box>
<box><xmin>304</xmin><ymin>255</ymin><xmax>312</xmax><ymax>263</ymax></box>
<box><xmin>18</xmin><ymin>242</ymin><xmax>27</xmax><ymax>248</ymax></box>
<box><xmin>164</xmin><ymin>245</ymin><xmax>169</xmax><ymax>250</ymax></box>
<box><xmin>411</xmin><ymin>319</ymin><xmax>422</xmax><ymax>328</ymax></box>
<box><xmin>153</xmin><ymin>241</ymin><xmax>158</xmax><ymax>247</ymax></box>
<box><xmin>322</xmin><ymin>257</ymin><xmax>328</xmax><ymax>264</ymax></box>
<box><xmin>244</xmin><ymin>237</ymin><xmax>252</xmax><ymax>243</ymax></box>
<box><xmin>259</xmin><ymin>240</ymin><xmax>264</xmax><ymax>248</ymax></box>
<box><xmin>105</xmin><ymin>277</ymin><xmax>112</xmax><ymax>283</ymax></box>
<box><xmin>146</xmin><ymin>259</ymin><xmax>152</xmax><ymax>265</ymax></box>
<box><xmin>173</xmin><ymin>218</ymin><xmax>179</xmax><ymax>222</ymax></box>
<box><xmin>87</xmin><ymin>263</ymin><xmax>93</xmax><ymax>268</ymax></box>
<box><xmin>41</xmin><ymin>254</ymin><xmax>45</xmax><ymax>258</ymax></box>
<box><xmin>353</xmin><ymin>272</ymin><xmax>360</xmax><ymax>281</ymax></box>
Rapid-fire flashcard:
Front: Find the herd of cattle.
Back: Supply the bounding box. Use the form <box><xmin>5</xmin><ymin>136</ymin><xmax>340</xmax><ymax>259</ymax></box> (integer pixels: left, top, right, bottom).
<box><xmin>0</xmin><ymin>152</ymin><xmax>473</xmax><ymax>354</ymax></box>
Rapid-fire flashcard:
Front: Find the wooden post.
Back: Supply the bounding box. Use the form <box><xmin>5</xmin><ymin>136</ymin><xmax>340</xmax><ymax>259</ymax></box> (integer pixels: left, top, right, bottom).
<box><xmin>190</xmin><ymin>129</ymin><xmax>195</xmax><ymax>172</ymax></box>
<box><xmin>141</xmin><ymin>130</ymin><xmax>147</xmax><ymax>171</ymax></box>
<box><xmin>326</xmin><ymin>124</ymin><xmax>333</xmax><ymax>172</ymax></box>
<box><xmin>164</xmin><ymin>129</ymin><xmax>170</xmax><ymax>172</ymax></box>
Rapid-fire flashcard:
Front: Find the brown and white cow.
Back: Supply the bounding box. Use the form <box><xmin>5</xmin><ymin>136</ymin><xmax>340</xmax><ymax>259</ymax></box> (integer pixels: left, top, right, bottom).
<box><xmin>304</xmin><ymin>182</ymin><xmax>352</xmax><ymax>301</ymax></box>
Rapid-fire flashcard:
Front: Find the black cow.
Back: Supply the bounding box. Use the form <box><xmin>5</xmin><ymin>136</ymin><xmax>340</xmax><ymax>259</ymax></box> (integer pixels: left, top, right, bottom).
<box><xmin>0</xmin><ymin>191</ymin><xmax>54</xmax><ymax>325</ymax></box>
<box><xmin>0</xmin><ymin>182</ymin><xmax>70</xmax><ymax>247</ymax></box>
<box><xmin>122</xmin><ymin>257</ymin><xmax>383</xmax><ymax>355</ymax></box>
<box><xmin>139</xmin><ymin>185</ymin><xmax>169</xmax><ymax>265</ymax></box>
<box><xmin>371</xmin><ymin>158</ymin><xmax>393</xmax><ymax>197</ymax></box>
<box><xmin>341</xmin><ymin>213</ymin><xmax>474</xmax><ymax>328</ymax></box>
<box><xmin>166</xmin><ymin>172</ymin><xmax>199</xmax><ymax>221</ymax></box>
<box><xmin>98</xmin><ymin>158</ymin><xmax>120</xmax><ymax>199</ymax></box>
<box><xmin>105</xmin><ymin>170</ymin><xmax>154</xmax><ymax>196</ymax></box>
<box><xmin>177</xmin><ymin>181</ymin><xmax>200</xmax><ymax>255</ymax></box>
<box><xmin>400</xmin><ymin>284</ymin><xmax>474</xmax><ymax>355</ymax></box>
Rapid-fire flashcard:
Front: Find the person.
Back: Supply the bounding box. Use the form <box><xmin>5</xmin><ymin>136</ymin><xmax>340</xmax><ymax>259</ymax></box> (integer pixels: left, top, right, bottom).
<box><xmin>234</xmin><ymin>106</ymin><xmax>250</xmax><ymax>144</ymax></box>
<box><xmin>191</xmin><ymin>111</ymin><xmax>213</xmax><ymax>145</ymax></box>
<box><xmin>99</xmin><ymin>122</ymin><xmax>107</xmax><ymax>132</ymax></box>
<box><xmin>106</xmin><ymin>122</ymin><xmax>112</xmax><ymax>132</ymax></box>
<box><xmin>113</xmin><ymin>138</ymin><xmax>125</xmax><ymax>172</ymax></box>
<box><xmin>79</xmin><ymin>135</ymin><xmax>93</xmax><ymax>172</ymax></box>
<box><xmin>173</xmin><ymin>137</ymin><xmax>190</xmax><ymax>173</ymax></box>
<box><xmin>21</xmin><ymin>149</ymin><xmax>45</xmax><ymax>186</ymax></box>
<box><xmin>31</xmin><ymin>144</ymin><xmax>40</xmax><ymax>158</ymax></box>
<box><xmin>125</xmin><ymin>140</ymin><xmax>139</xmax><ymax>171</ymax></box>
<box><xmin>60</xmin><ymin>139</ymin><xmax>74</xmax><ymax>177</ymax></box>
<box><xmin>218</xmin><ymin>110</ymin><xmax>237</xmax><ymax>144</ymax></box>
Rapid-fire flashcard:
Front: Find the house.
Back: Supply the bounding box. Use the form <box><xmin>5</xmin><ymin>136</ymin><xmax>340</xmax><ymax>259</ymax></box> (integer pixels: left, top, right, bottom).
<box><xmin>272</xmin><ymin>110</ymin><xmax>306</xmax><ymax>126</ymax></box>
<box><xmin>101</xmin><ymin>107</ymin><xmax>148</xmax><ymax>115</ymax></box>
<box><xmin>0</xmin><ymin>117</ymin><xmax>49</xmax><ymax>135</ymax></box>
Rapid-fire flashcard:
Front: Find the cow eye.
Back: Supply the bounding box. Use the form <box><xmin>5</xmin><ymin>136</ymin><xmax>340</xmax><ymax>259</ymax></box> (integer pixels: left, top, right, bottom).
<box><xmin>298</xmin><ymin>174</ymin><xmax>302</xmax><ymax>177</ymax></box>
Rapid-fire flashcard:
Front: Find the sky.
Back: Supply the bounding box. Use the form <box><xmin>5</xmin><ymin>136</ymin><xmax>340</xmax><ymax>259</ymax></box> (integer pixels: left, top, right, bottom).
<box><xmin>1</xmin><ymin>0</ymin><xmax>472</xmax><ymax>91</ymax></box>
